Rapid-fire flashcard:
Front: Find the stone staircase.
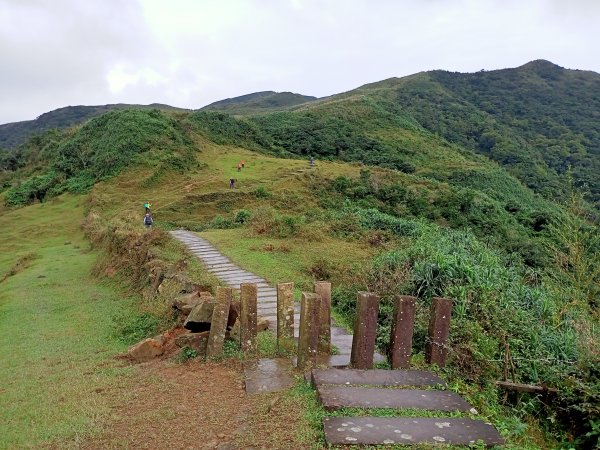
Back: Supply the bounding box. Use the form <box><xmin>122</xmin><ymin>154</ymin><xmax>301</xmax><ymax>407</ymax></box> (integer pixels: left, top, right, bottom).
<box><xmin>170</xmin><ymin>229</ymin><xmax>383</xmax><ymax>367</ymax></box>
<box><xmin>310</xmin><ymin>368</ymin><xmax>504</xmax><ymax>447</ymax></box>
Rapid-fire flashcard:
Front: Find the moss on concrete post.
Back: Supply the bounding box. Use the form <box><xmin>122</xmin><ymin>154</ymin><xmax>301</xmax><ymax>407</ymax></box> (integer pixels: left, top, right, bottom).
<box><xmin>277</xmin><ymin>282</ymin><xmax>295</xmax><ymax>353</ymax></box>
<box><xmin>425</xmin><ymin>297</ymin><xmax>452</xmax><ymax>367</ymax></box>
<box><xmin>206</xmin><ymin>286</ymin><xmax>232</xmax><ymax>358</ymax></box>
<box><xmin>240</xmin><ymin>283</ymin><xmax>258</xmax><ymax>354</ymax></box>
<box><xmin>350</xmin><ymin>291</ymin><xmax>380</xmax><ymax>369</ymax></box>
<box><xmin>389</xmin><ymin>295</ymin><xmax>417</xmax><ymax>369</ymax></box>
<box><xmin>314</xmin><ymin>281</ymin><xmax>331</xmax><ymax>354</ymax></box>
<box><xmin>297</xmin><ymin>292</ymin><xmax>320</xmax><ymax>370</ymax></box>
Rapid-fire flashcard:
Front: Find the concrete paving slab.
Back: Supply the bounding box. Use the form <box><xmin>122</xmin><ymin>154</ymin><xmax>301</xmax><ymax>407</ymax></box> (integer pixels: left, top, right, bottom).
<box><xmin>311</xmin><ymin>369</ymin><xmax>446</xmax><ymax>388</ymax></box>
<box><xmin>243</xmin><ymin>358</ymin><xmax>295</xmax><ymax>394</ymax></box>
<box><xmin>317</xmin><ymin>386</ymin><xmax>474</xmax><ymax>412</ymax></box>
<box><xmin>323</xmin><ymin>417</ymin><xmax>504</xmax><ymax>446</ymax></box>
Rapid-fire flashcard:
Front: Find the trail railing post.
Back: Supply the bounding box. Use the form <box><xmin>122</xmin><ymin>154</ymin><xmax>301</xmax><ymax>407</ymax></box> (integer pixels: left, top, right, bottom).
<box><xmin>206</xmin><ymin>286</ymin><xmax>232</xmax><ymax>358</ymax></box>
<box><xmin>425</xmin><ymin>297</ymin><xmax>452</xmax><ymax>367</ymax></box>
<box><xmin>350</xmin><ymin>291</ymin><xmax>380</xmax><ymax>369</ymax></box>
<box><xmin>314</xmin><ymin>281</ymin><xmax>331</xmax><ymax>354</ymax></box>
<box><xmin>389</xmin><ymin>295</ymin><xmax>417</xmax><ymax>369</ymax></box>
<box><xmin>277</xmin><ymin>282</ymin><xmax>295</xmax><ymax>353</ymax></box>
<box><xmin>240</xmin><ymin>283</ymin><xmax>258</xmax><ymax>354</ymax></box>
<box><xmin>297</xmin><ymin>292</ymin><xmax>320</xmax><ymax>370</ymax></box>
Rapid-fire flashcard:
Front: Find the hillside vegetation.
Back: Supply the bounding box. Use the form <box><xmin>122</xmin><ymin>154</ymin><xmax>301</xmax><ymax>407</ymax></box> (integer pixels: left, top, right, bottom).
<box><xmin>201</xmin><ymin>90</ymin><xmax>317</xmax><ymax>115</ymax></box>
<box><xmin>0</xmin><ymin>103</ymin><xmax>188</xmax><ymax>149</ymax></box>
<box><xmin>1</xmin><ymin>61</ymin><xmax>599</xmax><ymax>448</ymax></box>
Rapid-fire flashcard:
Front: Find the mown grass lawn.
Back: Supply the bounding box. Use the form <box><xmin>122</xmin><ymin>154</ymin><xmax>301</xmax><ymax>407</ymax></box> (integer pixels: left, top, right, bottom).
<box><xmin>0</xmin><ymin>195</ymin><xmax>139</xmax><ymax>448</ymax></box>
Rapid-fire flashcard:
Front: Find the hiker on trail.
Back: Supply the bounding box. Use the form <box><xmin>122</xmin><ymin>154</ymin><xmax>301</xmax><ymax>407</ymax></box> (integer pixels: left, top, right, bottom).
<box><xmin>229</xmin><ymin>178</ymin><xmax>236</xmax><ymax>189</ymax></box>
<box><xmin>144</xmin><ymin>201</ymin><xmax>152</xmax><ymax>213</ymax></box>
<box><xmin>237</xmin><ymin>163</ymin><xmax>242</xmax><ymax>172</ymax></box>
<box><xmin>144</xmin><ymin>212</ymin><xmax>154</xmax><ymax>229</ymax></box>
<box><xmin>309</xmin><ymin>157</ymin><xmax>315</xmax><ymax>167</ymax></box>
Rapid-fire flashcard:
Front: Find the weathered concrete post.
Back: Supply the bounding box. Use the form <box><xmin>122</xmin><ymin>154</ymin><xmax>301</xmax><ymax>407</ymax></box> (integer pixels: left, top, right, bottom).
<box><xmin>314</xmin><ymin>281</ymin><xmax>331</xmax><ymax>354</ymax></box>
<box><xmin>297</xmin><ymin>292</ymin><xmax>320</xmax><ymax>370</ymax></box>
<box><xmin>389</xmin><ymin>295</ymin><xmax>417</xmax><ymax>369</ymax></box>
<box><xmin>425</xmin><ymin>297</ymin><xmax>453</xmax><ymax>367</ymax></box>
<box><xmin>350</xmin><ymin>291</ymin><xmax>380</xmax><ymax>369</ymax></box>
<box><xmin>277</xmin><ymin>282</ymin><xmax>295</xmax><ymax>352</ymax></box>
<box><xmin>206</xmin><ymin>286</ymin><xmax>232</xmax><ymax>358</ymax></box>
<box><xmin>240</xmin><ymin>283</ymin><xmax>258</xmax><ymax>353</ymax></box>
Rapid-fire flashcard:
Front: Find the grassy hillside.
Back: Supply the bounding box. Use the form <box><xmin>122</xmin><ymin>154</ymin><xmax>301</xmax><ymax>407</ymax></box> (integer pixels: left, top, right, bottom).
<box><xmin>83</xmin><ymin>130</ymin><xmax>597</xmax><ymax>448</ymax></box>
<box><xmin>0</xmin><ymin>103</ymin><xmax>188</xmax><ymax>149</ymax></box>
<box><xmin>201</xmin><ymin>90</ymin><xmax>318</xmax><ymax>115</ymax></box>
<box><xmin>1</xmin><ymin>60</ymin><xmax>599</xmax><ymax>446</ymax></box>
<box><xmin>0</xmin><ymin>195</ymin><xmax>140</xmax><ymax>447</ymax></box>
<box><xmin>343</xmin><ymin>60</ymin><xmax>600</xmax><ymax>209</ymax></box>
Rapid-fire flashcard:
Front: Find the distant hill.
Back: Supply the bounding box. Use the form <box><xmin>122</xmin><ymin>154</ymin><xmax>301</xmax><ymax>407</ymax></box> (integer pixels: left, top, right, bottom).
<box><xmin>3</xmin><ymin>60</ymin><xmax>599</xmax><ymax>207</ymax></box>
<box><xmin>0</xmin><ymin>103</ymin><xmax>188</xmax><ymax>149</ymax></box>
<box><xmin>233</xmin><ymin>60</ymin><xmax>600</xmax><ymax>208</ymax></box>
<box><xmin>201</xmin><ymin>91</ymin><xmax>317</xmax><ymax>115</ymax></box>
<box><xmin>331</xmin><ymin>60</ymin><xmax>600</xmax><ymax>207</ymax></box>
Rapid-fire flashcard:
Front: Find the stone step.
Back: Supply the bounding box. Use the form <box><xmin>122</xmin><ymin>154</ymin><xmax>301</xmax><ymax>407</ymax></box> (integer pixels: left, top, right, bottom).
<box><xmin>199</xmin><ymin>254</ymin><xmax>229</xmax><ymax>260</ymax></box>
<box><xmin>200</xmin><ymin>258</ymin><xmax>230</xmax><ymax>264</ymax></box>
<box><xmin>209</xmin><ymin>268</ymin><xmax>245</xmax><ymax>275</ymax></box>
<box><xmin>323</xmin><ymin>417</ymin><xmax>504</xmax><ymax>447</ymax></box>
<box><xmin>219</xmin><ymin>273</ymin><xmax>261</xmax><ymax>281</ymax></box>
<box><xmin>207</xmin><ymin>265</ymin><xmax>238</xmax><ymax>271</ymax></box>
<box><xmin>219</xmin><ymin>273</ymin><xmax>263</xmax><ymax>280</ymax></box>
<box><xmin>316</xmin><ymin>386</ymin><xmax>475</xmax><ymax>412</ymax></box>
<box><xmin>291</xmin><ymin>353</ymin><xmax>386</xmax><ymax>368</ymax></box>
<box><xmin>311</xmin><ymin>369</ymin><xmax>446</xmax><ymax>388</ymax></box>
<box><xmin>243</xmin><ymin>358</ymin><xmax>294</xmax><ymax>394</ymax></box>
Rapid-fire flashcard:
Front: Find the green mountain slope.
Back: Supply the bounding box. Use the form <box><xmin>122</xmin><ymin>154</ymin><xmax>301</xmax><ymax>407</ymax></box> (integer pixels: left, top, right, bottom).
<box><xmin>1</xmin><ymin>88</ymin><xmax>598</xmax><ymax>446</ymax></box>
<box><xmin>0</xmin><ymin>103</ymin><xmax>188</xmax><ymax>149</ymax></box>
<box><xmin>201</xmin><ymin>90</ymin><xmax>317</xmax><ymax>115</ymax></box>
<box><xmin>337</xmin><ymin>60</ymin><xmax>600</xmax><ymax>208</ymax></box>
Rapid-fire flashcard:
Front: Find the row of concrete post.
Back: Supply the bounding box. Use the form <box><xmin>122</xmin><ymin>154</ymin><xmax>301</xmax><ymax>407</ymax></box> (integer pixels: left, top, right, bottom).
<box><xmin>354</xmin><ymin>294</ymin><xmax>453</xmax><ymax>369</ymax></box>
<box><xmin>209</xmin><ymin>284</ymin><xmax>452</xmax><ymax>370</ymax></box>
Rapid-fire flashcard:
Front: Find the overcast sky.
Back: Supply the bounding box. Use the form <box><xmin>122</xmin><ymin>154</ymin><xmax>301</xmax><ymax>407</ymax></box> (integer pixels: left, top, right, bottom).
<box><xmin>1</xmin><ymin>0</ymin><xmax>598</xmax><ymax>124</ymax></box>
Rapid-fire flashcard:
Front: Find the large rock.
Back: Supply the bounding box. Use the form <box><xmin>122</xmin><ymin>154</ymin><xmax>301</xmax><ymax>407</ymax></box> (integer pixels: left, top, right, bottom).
<box><xmin>184</xmin><ymin>298</ymin><xmax>240</xmax><ymax>332</ymax></box>
<box><xmin>184</xmin><ymin>300</ymin><xmax>215</xmax><ymax>332</ymax></box>
<box><xmin>173</xmin><ymin>292</ymin><xmax>202</xmax><ymax>315</ymax></box>
<box><xmin>175</xmin><ymin>331</ymin><xmax>209</xmax><ymax>355</ymax></box>
<box><xmin>227</xmin><ymin>315</ymin><xmax>270</xmax><ymax>342</ymax></box>
<box><xmin>128</xmin><ymin>338</ymin><xmax>164</xmax><ymax>362</ymax></box>
<box><xmin>227</xmin><ymin>319</ymin><xmax>241</xmax><ymax>342</ymax></box>
<box><xmin>228</xmin><ymin>299</ymin><xmax>240</xmax><ymax>329</ymax></box>
<box><xmin>257</xmin><ymin>317</ymin><xmax>269</xmax><ymax>332</ymax></box>
<box><xmin>170</xmin><ymin>273</ymin><xmax>203</xmax><ymax>293</ymax></box>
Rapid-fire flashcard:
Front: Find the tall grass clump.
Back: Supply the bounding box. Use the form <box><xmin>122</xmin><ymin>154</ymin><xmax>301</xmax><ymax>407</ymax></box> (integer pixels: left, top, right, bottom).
<box><xmin>333</xmin><ymin>220</ymin><xmax>597</xmax><ymax>445</ymax></box>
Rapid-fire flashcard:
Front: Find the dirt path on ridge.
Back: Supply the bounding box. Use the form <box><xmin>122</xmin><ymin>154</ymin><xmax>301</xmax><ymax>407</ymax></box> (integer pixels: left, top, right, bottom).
<box><xmin>78</xmin><ymin>359</ymin><xmax>317</xmax><ymax>450</ymax></box>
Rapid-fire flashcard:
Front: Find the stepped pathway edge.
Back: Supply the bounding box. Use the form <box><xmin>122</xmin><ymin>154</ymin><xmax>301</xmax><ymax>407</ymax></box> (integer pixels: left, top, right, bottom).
<box><xmin>170</xmin><ymin>229</ymin><xmax>382</xmax><ymax>367</ymax></box>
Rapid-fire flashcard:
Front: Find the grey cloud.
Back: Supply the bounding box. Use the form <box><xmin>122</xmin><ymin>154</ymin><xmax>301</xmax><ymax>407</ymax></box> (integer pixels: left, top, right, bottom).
<box><xmin>0</xmin><ymin>0</ymin><xmax>598</xmax><ymax>124</ymax></box>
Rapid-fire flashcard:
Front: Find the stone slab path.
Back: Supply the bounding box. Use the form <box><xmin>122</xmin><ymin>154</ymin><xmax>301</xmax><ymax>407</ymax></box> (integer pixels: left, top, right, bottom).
<box><xmin>312</xmin><ymin>368</ymin><xmax>504</xmax><ymax>447</ymax></box>
<box><xmin>310</xmin><ymin>368</ymin><xmax>446</xmax><ymax>387</ymax></box>
<box><xmin>323</xmin><ymin>417</ymin><xmax>505</xmax><ymax>447</ymax></box>
<box><xmin>243</xmin><ymin>358</ymin><xmax>295</xmax><ymax>394</ymax></box>
<box><xmin>170</xmin><ymin>229</ymin><xmax>383</xmax><ymax>368</ymax></box>
<box><xmin>317</xmin><ymin>386</ymin><xmax>474</xmax><ymax>412</ymax></box>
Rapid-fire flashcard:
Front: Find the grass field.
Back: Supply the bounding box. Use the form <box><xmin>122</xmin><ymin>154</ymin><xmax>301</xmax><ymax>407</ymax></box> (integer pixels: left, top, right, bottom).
<box><xmin>0</xmin><ymin>195</ymin><xmax>140</xmax><ymax>448</ymax></box>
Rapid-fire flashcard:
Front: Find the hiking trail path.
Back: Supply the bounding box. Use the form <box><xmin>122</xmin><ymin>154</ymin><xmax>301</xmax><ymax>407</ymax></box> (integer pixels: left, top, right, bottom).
<box><xmin>171</xmin><ymin>229</ymin><xmax>505</xmax><ymax>447</ymax></box>
<box><xmin>170</xmin><ymin>229</ymin><xmax>372</xmax><ymax>367</ymax></box>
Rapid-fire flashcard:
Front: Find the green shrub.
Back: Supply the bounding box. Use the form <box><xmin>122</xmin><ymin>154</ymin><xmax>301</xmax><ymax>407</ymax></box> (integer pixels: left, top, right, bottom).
<box><xmin>234</xmin><ymin>209</ymin><xmax>251</xmax><ymax>224</ymax></box>
<box><xmin>114</xmin><ymin>311</ymin><xmax>161</xmax><ymax>345</ymax></box>
<box><xmin>176</xmin><ymin>346</ymin><xmax>199</xmax><ymax>362</ymax></box>
<box><xmin>252</xmin><ymin>186</ymin><xmax>271</xmax><ymax>199</ymax></box>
